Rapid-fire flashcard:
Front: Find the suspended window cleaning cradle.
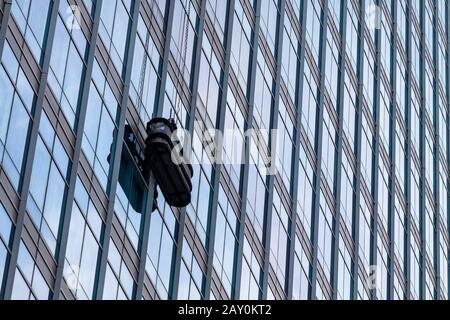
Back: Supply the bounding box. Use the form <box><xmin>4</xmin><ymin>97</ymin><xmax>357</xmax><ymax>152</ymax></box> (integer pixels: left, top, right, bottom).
<box><xmin>145</xmin><ymin>118</ymin><xmax>193</xmax><ymax>208</ymax></box>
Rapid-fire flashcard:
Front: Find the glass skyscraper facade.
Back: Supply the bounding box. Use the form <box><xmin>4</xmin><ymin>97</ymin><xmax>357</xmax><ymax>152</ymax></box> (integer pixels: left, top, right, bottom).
<box><xmin>0</xmin><ymin>0</ymin><xmax>449</xmax><ymax>301</ymax></box>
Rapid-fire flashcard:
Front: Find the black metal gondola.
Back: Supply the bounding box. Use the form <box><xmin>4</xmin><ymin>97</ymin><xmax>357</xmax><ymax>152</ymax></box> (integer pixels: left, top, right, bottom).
<box><xmin>145</xmin><ymin>118</ymin><xmax>193</xmax><ymax>208</ymax></box>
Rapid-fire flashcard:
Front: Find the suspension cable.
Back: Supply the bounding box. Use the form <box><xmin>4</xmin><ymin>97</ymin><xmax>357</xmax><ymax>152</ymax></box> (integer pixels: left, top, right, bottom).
<box><xmin>173</xmin><ymin>0</ymin><xmax>192</xmax><ymax>120</ymax></box>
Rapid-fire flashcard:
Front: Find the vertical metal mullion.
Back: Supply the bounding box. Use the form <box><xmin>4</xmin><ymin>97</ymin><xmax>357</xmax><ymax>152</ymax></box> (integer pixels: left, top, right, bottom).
<box><xmin>387</xmin><ymin>0</ymin><xmax>397</xmax><ymax>300</ymax></box>
<box><xmin>286</xmin><ymin>0</ymin><xmax>309</xmax><ymax>300</ymax></box>
<box><xmin>186</xmin><ymin>0</ymin><xmax>207</xmax><ymax>134</ymax></box>
<box><xmin>0</xmin><ymin>0</ymin><xmax>12</xmax><ymax>57</ymax></box>
<box><xmin>351</xmin><ymin>0</ymin><xmax>366</xmax><ymax>300</ymax></box>
<box><xmin>204</xmin><ymin>0</ymin><xmax>236</xmax><ymax>300</ymax></box>
<box><xmin>136</xmin><ymin>0</ymin><xmax>179</xmax><ymax>301</ymax></box>
<box><xmin>94</xmin><ymin>0</ymin><xmax>142</xmax><ymax>300</ymax></box>
<box><xmin>134</xmin><ymin>176</ymin><xmax>156</xmax><ymax>300</ymax></box>
<box><xmin>52</xmin><ymin>0</ymin><xmax>103</xmax><ymax>300</ymax></box>
<box><xmin>445</xmin><ymin>2</ymin><xmax>450</xmax><ymax>302</ymax></box>
<box><xmin>232</xmin><ymin>0</ymin><xmax>262</xmax><ymax>300</ymax></box>
<box><xmin>154</xmin><ymin>0</ymin><xmax>175</xmax><ymax>118</ymax></box>
<box><xmin>418</xmin><ymin>0</ymin><xmax>426</xmax><ymax>300</ymax></box>
<box><xmin>260</xmin><ymin>0</ymin><xmax>286</xmax><ymax>300</ymax></box>
<box><xmin>405</xmin><ymin>0</ymin><xmax>412</xmax><ymax>301</ymax></box>
<box><xmin>330</xmin><ymin>0</ymin><xmax>348</xmax><ymax>299</ymax></box>
<box><xmin>309</xmin><ymin>0</ymin><xmax>329</xmax><ymax>299</ymax></box>
<box><xmin>432</xmin><ymin>0</ymin><xmax>441</xmax><ymax>300</ymax></box>
<box><xmin>370</xmin><ymin>0</ymin><xmax>382</xmax><ymax>301</ymax></box>
<box><xmin>2</xmin><ymin>0</ymin><xmax>61</xmax><ymax>300</ymax></box>
<box><xmin>170</xmin><ymin>0</ymin><xmax>205</xmax><ymax>300</ymax></box>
